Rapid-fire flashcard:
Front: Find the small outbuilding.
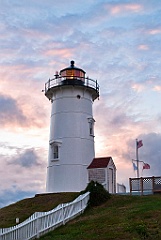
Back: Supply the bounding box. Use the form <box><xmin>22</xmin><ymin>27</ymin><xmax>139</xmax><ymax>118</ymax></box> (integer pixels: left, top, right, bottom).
<box><xmin>87</xmin><ymin>157</ymin><xmax>116</xmax><ymax>193</ymax></box>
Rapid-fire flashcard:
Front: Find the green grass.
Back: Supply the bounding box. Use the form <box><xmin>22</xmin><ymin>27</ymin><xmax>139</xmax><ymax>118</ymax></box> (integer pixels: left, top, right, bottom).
<box><xmin>1</xmin><ymin>193</ymin><xmax>161</xmax><ymax>239</ymax></box>
<box><xmin>0</xmin><ymin>192</ymin><xmax>78</xmax><ymax>228</ymax></box>
<box><xmin>40</xmin><ymin>194</ymin><xmax>161</xmax><ymax>240</ymax></box>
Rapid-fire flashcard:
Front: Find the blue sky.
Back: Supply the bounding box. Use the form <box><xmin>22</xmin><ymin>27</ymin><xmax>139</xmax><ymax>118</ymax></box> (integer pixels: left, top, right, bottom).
<box><xmin>0</xmin><ymin>0</ymin><xmax>161</xmax><ymax>208</ymax></box>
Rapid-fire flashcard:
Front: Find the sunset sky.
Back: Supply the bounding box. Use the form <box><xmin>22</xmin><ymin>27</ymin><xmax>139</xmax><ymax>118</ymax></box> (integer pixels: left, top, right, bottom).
<box><xmin>1</xmin><ymin>0</ymin><xmax>161</xmax><ymax>207</ymax></box>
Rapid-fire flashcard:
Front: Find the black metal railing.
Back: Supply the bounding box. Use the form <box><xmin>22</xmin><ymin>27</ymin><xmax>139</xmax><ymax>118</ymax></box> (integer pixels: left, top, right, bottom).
<box><xmin>45</xmin><ymin>76</ymin><xmax>99</xmax><ymax>95</ymax></box>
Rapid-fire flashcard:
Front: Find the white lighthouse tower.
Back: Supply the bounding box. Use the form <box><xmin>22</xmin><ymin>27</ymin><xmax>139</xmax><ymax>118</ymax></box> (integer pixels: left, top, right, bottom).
<box><xmin>45</xmin><ymin>61</ymin><xmax>99</xmax><ymax>192</ymax></box>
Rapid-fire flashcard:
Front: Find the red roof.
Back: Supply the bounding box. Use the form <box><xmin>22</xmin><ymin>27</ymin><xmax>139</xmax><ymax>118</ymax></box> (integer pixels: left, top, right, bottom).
<box><xmin>87</xmin><ymin>157</ymin><xmax>112</xmax><ymax>169</ymax></box>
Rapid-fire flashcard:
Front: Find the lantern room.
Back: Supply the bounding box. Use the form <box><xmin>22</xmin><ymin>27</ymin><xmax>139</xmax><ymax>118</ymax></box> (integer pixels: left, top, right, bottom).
<box><xmin>60</xmin><ymin>60</ymin><xmax>85</xmax><ymax>85</ymax></box>
<box><xmin>45</xmin><ymin>60</ymin><xmax>99</xmax><ymax>101</ymax></box>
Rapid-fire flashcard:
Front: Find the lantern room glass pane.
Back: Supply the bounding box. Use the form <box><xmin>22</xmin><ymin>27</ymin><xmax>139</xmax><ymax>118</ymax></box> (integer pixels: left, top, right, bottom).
<box><xmin>60</xmin><ymin>69</ymin><xmax>85</xmax><ymax>80</ymax></box>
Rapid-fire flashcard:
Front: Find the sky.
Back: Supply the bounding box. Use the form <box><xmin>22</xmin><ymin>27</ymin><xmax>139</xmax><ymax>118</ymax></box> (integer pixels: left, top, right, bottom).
<box><xmin>0</xmin><ymin>0</ymin><xmax>161</xmax><ymax>208</ymax></box>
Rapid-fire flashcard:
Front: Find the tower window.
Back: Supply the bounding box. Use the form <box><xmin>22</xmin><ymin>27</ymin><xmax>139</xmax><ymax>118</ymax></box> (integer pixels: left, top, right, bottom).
<box><xmin>53</xmin><ymin>145</ymin><xmax>59</xmax><ymax>159</ymax></box>
<box><xmin>88</xmin><ymin>118</ymin><xmax>95</xmax><ymax>136</ymax></box>
<box><xmin>89</xmin><ymin>121</ymin><xmax>93</xmax><ymax>135</ymax></box>
<box><xmin>49</xmin><ymin>140</ymin><xmax>62</xmax><ymax>161</ymax></box>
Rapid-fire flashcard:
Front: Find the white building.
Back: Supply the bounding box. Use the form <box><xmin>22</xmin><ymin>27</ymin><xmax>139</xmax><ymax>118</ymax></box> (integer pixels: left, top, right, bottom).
<box><xmin>45</xmin><ymin>61</ymin><xmax>99</xmax><ymax>192</ymax></box>
<box><xmin>87</xmin><ymin>157</ymin><xmax>116</xmax><ymax>193</ymax></box>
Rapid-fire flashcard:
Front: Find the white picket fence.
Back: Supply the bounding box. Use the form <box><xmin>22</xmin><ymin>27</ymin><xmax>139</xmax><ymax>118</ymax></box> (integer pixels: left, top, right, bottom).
<box><xmin>0</xmin><ymin>192</ymin><xmax>89</xmax><ymax>240</ymax></box>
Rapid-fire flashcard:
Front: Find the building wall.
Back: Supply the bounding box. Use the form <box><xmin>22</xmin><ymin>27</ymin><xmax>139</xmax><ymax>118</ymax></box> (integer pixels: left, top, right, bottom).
<box><xmin>88</xmin><ymin>168</ymin><xmax>105</xmax><ymax>184</ymax></box>
<box><xmin>46</xmin><ymin>86</ymin><xmax>95</xmax><ymax>192</ymax></box>
<box><xmin>88</xmin><ymin>159</ymin><xmax>116</xmax><ymax>193</ymax></box>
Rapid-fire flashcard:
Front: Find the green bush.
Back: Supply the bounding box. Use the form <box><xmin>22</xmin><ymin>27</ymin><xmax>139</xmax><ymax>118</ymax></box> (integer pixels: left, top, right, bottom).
<box><xmin>81</xmin><ymin>181</ymin><xmax>111</xmax><ymax>207</ymax></box>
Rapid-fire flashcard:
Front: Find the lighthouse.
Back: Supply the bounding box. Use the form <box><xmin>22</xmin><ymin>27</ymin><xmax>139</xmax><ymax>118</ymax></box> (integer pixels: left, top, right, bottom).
<box><xmin>45</xmin><ymin>61</ymin><xmax>99</xmax><ymax>192</ymax></box>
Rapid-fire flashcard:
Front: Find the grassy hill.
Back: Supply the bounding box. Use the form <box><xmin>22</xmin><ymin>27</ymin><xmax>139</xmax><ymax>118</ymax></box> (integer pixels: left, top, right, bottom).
<box><xmin>0</xmin><ymin>192</ymin><xmax>78</xmax><ymax>228</ymax></box>
<box><xmin>40</xmin><ymin>194</ymin><xmax>161</xmax><ymax>240</ymax></box>
<box><xmin>1</xmin><ymin>193</ymin><xmax>161</xmax><ymax>239</ymax></box>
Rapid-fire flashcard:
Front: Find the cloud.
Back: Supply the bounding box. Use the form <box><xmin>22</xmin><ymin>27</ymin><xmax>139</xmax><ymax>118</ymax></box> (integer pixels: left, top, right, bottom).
<box><xmin>94</xmin><ymin>98</ymin><xmax>144</xmax><ymax>151</ymax></box>
<box><xmin>131</xmin><ymin>83</ymin><xmax>146</xmax><ymax>92</ymax></box>
<box><xmin>0</xmin><ymin>146</ymin><xmax>47</xmax><ymax>200</ymax></box>
<box><xmin>138</xmin><ymin>44</ymin><xmax>149</xmax><ymax>50</ymax></box>
<box><xmin>108</xmin><ymin>3</ymin><xmax>143</xmax><ymax>15</ymax></box>
<box><xmin>93</xmin><ymin>95</ymin><xmax>160</xmax><ymax>189</ymax></box>
<box><xmin>0</xmin><ymin>93</ymin><xmax>48</xmax><ymax>129</ymax></box>
<box><xmin>44</xmin><ymin>48</ymin><xmax>74</xmax><ymax>58</ymax></box>
<box><xmin>8</xmin><ymin>149</ymin><xmax>40</xmax><ymax>168</ymax></box>
<box><xmin>0</xmin><ymin>95</ymin><xmax>27</xmax><ymax>127</ymax></box>
<box><xmin>153</xmin><ymin>85</ymin><xmax>161</xmax><ymax>91</ymax></box>
<box><xmin>147</xmin><ymin>28</ymin><xmax>161</xmax><ymax>35</ymax></box>
<box><xmin>134</xmin><ymin>133</ymin><xmax>161</xmax><ymax>177</ymax></box>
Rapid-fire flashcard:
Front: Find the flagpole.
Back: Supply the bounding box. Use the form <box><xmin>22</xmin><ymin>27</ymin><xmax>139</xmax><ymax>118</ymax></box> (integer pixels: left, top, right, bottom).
<box><xmin>136</xmin><ymin>139</ymin><xmax>139</xmax><ymax>178</ymax></box>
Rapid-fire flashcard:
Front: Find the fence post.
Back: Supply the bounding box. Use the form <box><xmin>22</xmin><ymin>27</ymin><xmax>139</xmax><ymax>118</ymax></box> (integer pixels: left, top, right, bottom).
<box><xmin>87</xmin><ymin>77</ymin><xmax>89</xmax><ymax>86</ymax></box>
<box><xmin>62</xmin><ymin>204</ymin><xmax>65</xmax><ymax>225</ymax></box>
<box><xmin>80</xmin><ymin>198</ymin><xmax>83</xmax><ymax>214</ymax></box>
<box><xmin>48</xmin><ymin>79</ymin><xmax>50</xmax><ymax>90</ymax></box>
<box><xmin>36</xmin><ymin>215</ymin><xmax>40</xmax><ymax>239</ymax></box>
<box><xmin>152</xmin><ymin>176</ymin><xmax>155</xmax><ymax>194</ymax></box>
<box><xmin>129</xmin><ymin>178</ymin><xmax>132</xmax><ymax>195</ymax></box>
<box><xmin>140</xmin><ymin>177</ymin><xmax>143</xmax><ymax>195</ymax></box>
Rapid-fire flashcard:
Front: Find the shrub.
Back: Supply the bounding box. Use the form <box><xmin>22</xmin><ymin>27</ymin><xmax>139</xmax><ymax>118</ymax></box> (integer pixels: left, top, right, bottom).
<box><xmin>81</xmin><ymin>181</ymin><xmax>111</xmax><ymax>207</ymax></box>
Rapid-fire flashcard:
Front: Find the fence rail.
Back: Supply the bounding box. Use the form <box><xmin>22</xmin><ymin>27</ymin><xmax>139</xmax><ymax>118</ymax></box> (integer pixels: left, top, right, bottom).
<box><xmin>129</xmin><ymin>176</ymin><xmax>161</xmax><ymax>195</ymax></box>
<box><xmin>0</xmin><ymin>192</ymin><xmax>89</xmax><ymax>240</ymax></box>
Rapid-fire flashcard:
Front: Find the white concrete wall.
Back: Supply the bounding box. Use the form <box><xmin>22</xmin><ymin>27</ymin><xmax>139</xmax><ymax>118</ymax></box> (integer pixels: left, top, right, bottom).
<box><xmin>46</xmin><ymin>86</ymin><xmax>96</xmax><ymax>192</ymax></box>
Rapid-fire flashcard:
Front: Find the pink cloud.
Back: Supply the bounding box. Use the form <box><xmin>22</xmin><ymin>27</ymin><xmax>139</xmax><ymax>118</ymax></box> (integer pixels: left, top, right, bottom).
<box><xmin>147</xmin><ymin>28</ymin><xmax>161</xmax><ymax>35</ymax></box>
<box><xmin>94</xmin><ymin>99</ymin><xmax>149</xmax><ymax>157</ymax></box>
<box><xmin>131</xmin><ymin>83</ymin><xmax>145</xmax><ymax>92</ymax></box>
<box><xmin>93</xmin><ymin>99</ymin><xmax>154</xmax><ymax>188</ymax></box>
<box><xmin>0</xmin><ymin>64</ymin><xmax>50</xmax><ymax>130</ymax></box>
<box><xmin>153</xmin><ymin>85</ymin><xmax>161</xmax><ymax>91</ymax></box>
<box><xmin>44</xmin><ymin>48</ymin><xmax>74</xmax><ymax>58</ymax></box>
<box><xmin>138</xmin><ymin>44</ymin><xmax>149</xmax><ymax>50</ymax></box>
<box><xmin>22</xmin><ymin>28</ymin><xmax>51</xmax><ymax>40</ymax></box>
<box><xmin>107</xmin><ymin>3</ymin><xmax>143</xmax><ymax>15</ymax></box>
